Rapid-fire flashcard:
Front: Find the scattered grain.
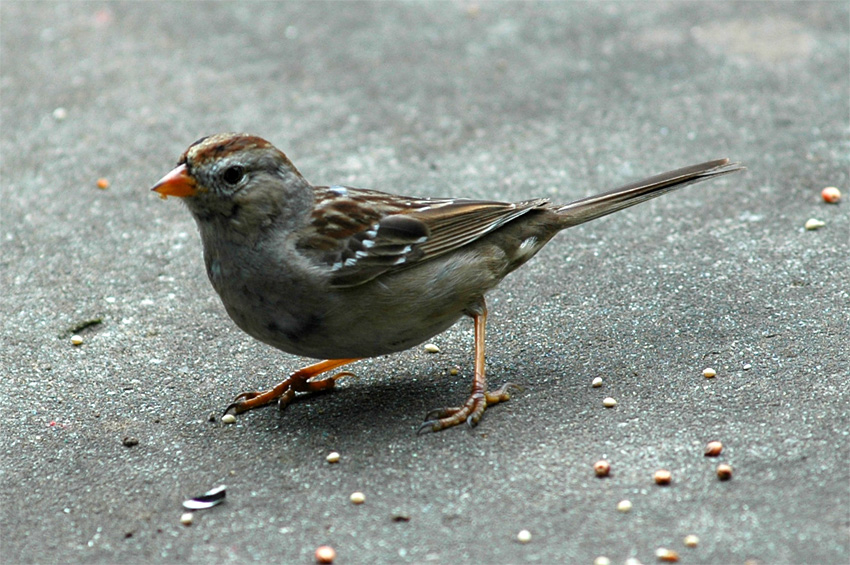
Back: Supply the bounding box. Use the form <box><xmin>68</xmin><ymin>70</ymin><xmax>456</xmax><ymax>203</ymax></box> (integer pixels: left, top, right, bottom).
<box><xmin>654</xmin><ymin>469</ymin><xmax>672</xmax><ymax>485</ymax></box>
<box><xmin>821</xmin><ymin>186</ymin><xmax>841</xmax><ymax>204</ymax></box>
<box><xmin>423</xmin><ymin>343</ymin><xmax>440</xmax><ymax>353</ymax></box>
<box><xmin>704</xmin><ymin>441</ymin><xmax>723</xmax><ymax>457</ymax></box>
<box><xmin>617</xmin><ymin>499</ymin><xmax>632</xmax><ymax>513</ymax></box>
<box><xmin>70</xmin><ymin>335</ymin><xmax>84</xmax><ymax>346</ymax></box>
<box><xmin>716</xmin><ymin>463</ymin><xmax>733</xmax><ymax>480</ymax></box>
<box><xmin>656</xmin><ymin>547</ymin><xmax>679</xmax><ymax>562</ymax></box>
<box><xmin>326</xmin><ymin>451</ymin><xmax>340</xmax><ymax>464</ymax></box>
<box><xmin>602</xmin><ymin>397</ymin><xmax>617</xmax><ymax>408</ymax></box>
<box><xmin>594</xmin><ymin>460</ymin><xmax>611</xmax><ymax>477</ymax></box>
<box><xmin>684</xmin><ymin>534</ymin><xmax>699</xmax><ymax>547</ymax></box>
<box><xmin>703</xmin><ymin>367</ymin><xmax>716</xmax><ymax>378</ymax></box>
<box><xmin>96</xmin><ymin>178</ymin><xmax>110</xmax><ymax>189</ymax></box>
<box><xmin>591</xmin><ymin>377</ymin><xmax>603</xmax><ymax>387</ymax></box>
<box><xmin>180</xmin><ymin>512</ymin><xmax>193</xmax><ymax>526</ymax></box>
<box><xmin>517</xmin><ymin>529</ymin><xmax>532</xmax><ymax>543</ymax></box>
<box><xmin>805</xmin><ymin>218</ymin><xmax>825</xmax><ymax>230</ymax></box>
<box><xmin>221</xmin><ymin>414</ymin><xmax>237</xmax><ymax>425</ymax></box>
<box><xmin>350</xmin><ymin>491</ymin><xmax>365</xmax><ymax>504</ymax></box>
<box><xmin>315</xmin><ymin>545</ymin><xmax>336</xmax><ymax>563</ymax></box>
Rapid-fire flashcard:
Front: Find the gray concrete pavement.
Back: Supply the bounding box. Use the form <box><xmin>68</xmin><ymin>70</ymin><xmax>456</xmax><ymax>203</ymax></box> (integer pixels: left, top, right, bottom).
<box><xmin>2</xmin><ymin>2</ymin><xmax>848</xmax><ymax>563</ymax></box>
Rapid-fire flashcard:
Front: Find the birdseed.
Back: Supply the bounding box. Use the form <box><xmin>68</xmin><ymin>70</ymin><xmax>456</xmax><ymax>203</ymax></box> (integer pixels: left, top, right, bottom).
<box><xmin>654</xmin><ymin>469</ymin><xmax>672</xmax><ymax>485</ymax></box>
<box><xmin>517</xmin><ymin>529</ymin><xmax>532</xmax><ymax>543</ymax></box>
<box><xmin>602</xmin><ymin>397</ymin><xmax>617</xmax><ymax>408</ymax></box>
<box><xmin>96</xmin><ymin>178</ymin><xmax>110</xmax><ymax>189</ymax></box>
<box><xmin>594</xmin><ymin>459</ymin><xmax>611</xmax><ymax>477</ymax></box>
<box><xmin>716</xmin><ymin>464</ymin><xmax>733</xmax><ymax>480</ymax></box>
<box><xmin>655</xmin><ymin>547</ymin><xmax>680</xmax><ymax>562</ymax></box>
<box><xmin>704</xmin><ymin>441</ymin><xmax>723</xmax><ymax>456</ymax></box>
<box><xmin>326</xmin><ymin>451</ymin><xmax>340</xmax><ymax>464</ymax></box>
<box><xmin>821</xmin><ymin>186</ymin><xmax>841</xmax><ymax>204</ymax></box>
<box><xmin>591</xmin><ymin>377</ymin><xmax>603</xmax><ymax>387</ymax></box>
<box><xmin>593</xmin><ymin>556</ymin><xmax>611</xmax><ymax>565</ymax></box>
<box><xmin>315</xmin><ymin>545</ymin><xmax>336</xmax><ymax>563</ymax></box>
<box><xmin>684</xmin><ymin>534</ymin><xmax>699</xmax><ymax>547</ymax></box>
<box><xmin>702</xmin><ymin>367</ymin><xmax>716</xmax><ymax>378</ymax></box>
<box><xmin>805</xmin><ymin>218</ymin><xmax>826</xmax><ymax>230</ymax></box>
<box><xmin>350</xmin><ymin>491</ymin><xmax>365</xmax><ymax>504</ymax></box>
<box><xmin>423</xmin><ymin>343</ymin><xmax>440</xmax><ymax>353</ymax></box>
<box><xmin>617</xmin><ymin>499</ymin><xmax>632</xmax><ymax>513</ymax></box>
<box><xmin>221</xmin><ymin>414</ymin><xmax>237</xmax><ymax>425</ymax></box>
<box><xmin>180</xmin><ymin>512</ymin><xmax>193</xmax><ymax>526</ymax></box>
<box><xmin>70</xmin><ymin>335</ymin><xmax>84</xmax><ymax>346</ymax></box>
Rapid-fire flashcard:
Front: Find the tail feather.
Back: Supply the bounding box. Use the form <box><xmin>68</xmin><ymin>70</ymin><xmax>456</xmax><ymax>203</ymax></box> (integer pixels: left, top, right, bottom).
<box><xmin>556</xmin><ymin>159</ymin><xmax>744</xmax><ymax>227</ymax></box>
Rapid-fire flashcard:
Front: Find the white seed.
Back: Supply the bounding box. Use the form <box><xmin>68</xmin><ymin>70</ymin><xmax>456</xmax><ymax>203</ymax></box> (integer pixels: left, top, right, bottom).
<box><xmin>180</xmin><ymin>512</ymin><xmax>193</xmax><ymax>526</ymax></box>
<box><xmin>716</xmin><ymin>463</ymin><xmax>733</xmax><ymax>480</ymax></box>
<box><xmin>70</xmin><ymin>335</ymin><xmax>84</xmax><ymax>346</ymax></box>
<box><xmin>52</xmin><ymin>107</ymin><xmax>68</xmax><ymax>120</ymax></box>
<box><xmin>617</xmin><ymin>499</ymin><xmax>632</xmax><ymax>513</ymax></box>
<box><xmin>516</xmin><ymin>529</ymin><xmax>532</xmax><ymax>543</ymax></box>
<box><xmin>591</xmin><ymin>377</ymin><xmax>603</xmax><ymax>387</ymax></box>
<box><xmin>221</xmin><ymin>414</ymin><xmax>237</xmax><ymax>425</ymax></box>
<box><xmin>703</xmin><ymin>367</ymin><xmax>716</xmax><ymax>378</ymax></box>
<box><xmin>350</xmin><ymin>491</ymin><xmax>365</xmax><ymax>504</ymax></box>
<box><xmin>684</xmin><ymin>534</ymin><xmax>700</xmax><ymax>547</ymax></box>
<box><xmin>593</xmin><ymin>556</ymin><xmax>611</xmax><ymax>565</ymax></box>
<box><xmin>315</xmin><ymin>545</ymin><xmax>336</xmax><ymax>563</ymax></box>
<box><xmin>423</xmin><ymin>343</ymin><xmax>440</xmax><ymax>353</ymax></box>
<box><xmin>624</xmin><ymin>558</ymin><xmax>644</xmax><ymax>565</ymax></box>
<box><xmin>326</xmin><ymin>451</ymin><xmax>340</xmax><ymax>464</ymax></box>
<box><xmin>594</xmin><ymin>459</ymin><xmax>611</xmax><ymax>477</ymax></box>
<box><xmin>805</xmin><ymin>218</ymin><xmax>826</xmax><ymax>230</ymax></box>
<box><xmin>602</xmin><ymin>397</ymin><xmax>617</xmax><ymax>408</ymax></box>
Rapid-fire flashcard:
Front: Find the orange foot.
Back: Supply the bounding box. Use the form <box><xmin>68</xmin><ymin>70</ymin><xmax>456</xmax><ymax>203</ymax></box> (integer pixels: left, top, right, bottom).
<box><xmin>224</xmin><ymin>358</ymin><xmax>360</xmax><ymax>416</ymax></box>
<box><xmin>417</xmin><ymin>382</ymin><xmax>518</xmax><ymax>434</ymax></box>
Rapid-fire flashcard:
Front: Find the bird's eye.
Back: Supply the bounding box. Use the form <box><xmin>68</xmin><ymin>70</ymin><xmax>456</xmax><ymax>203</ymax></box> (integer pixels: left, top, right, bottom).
<box><xmin>222</xmin><ymin>165</ymin><xmax>245</xmax><ymax>185</ymax></box>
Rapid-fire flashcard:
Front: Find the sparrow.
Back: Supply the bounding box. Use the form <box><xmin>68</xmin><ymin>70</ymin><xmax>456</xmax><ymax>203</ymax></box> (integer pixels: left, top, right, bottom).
<box><xmin>152</xmin><ymin>133</ymin><xmax>743</xmax><ymax>433</ymax></box>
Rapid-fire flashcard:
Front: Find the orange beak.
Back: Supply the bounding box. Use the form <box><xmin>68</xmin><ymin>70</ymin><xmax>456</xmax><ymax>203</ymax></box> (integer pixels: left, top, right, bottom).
<box><xmin>151</xmin><ymin>164</ymin><xmax>197</xmax><ymax>198</ymax></box>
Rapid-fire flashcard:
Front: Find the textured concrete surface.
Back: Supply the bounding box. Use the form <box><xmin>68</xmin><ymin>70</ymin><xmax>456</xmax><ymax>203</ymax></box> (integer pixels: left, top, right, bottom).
<box><xmin>1</xmin><ymin>2</ymin><xmax>848</xmax><ymax>564</ymax></box>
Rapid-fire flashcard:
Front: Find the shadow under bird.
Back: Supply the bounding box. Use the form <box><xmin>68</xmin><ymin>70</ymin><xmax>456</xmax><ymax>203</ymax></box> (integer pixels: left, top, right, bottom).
<box><xmin>152</xmin><ymin>133</ymin><xmax>743</xmax><ymax>433</ymax></box>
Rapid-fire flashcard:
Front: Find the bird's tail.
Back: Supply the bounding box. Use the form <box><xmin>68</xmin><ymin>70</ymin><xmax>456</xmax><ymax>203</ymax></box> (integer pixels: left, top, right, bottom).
<box><xmin>555</xmin><ymin>159</ymin><xmax>744</xmax><ymax>228</ymax></box>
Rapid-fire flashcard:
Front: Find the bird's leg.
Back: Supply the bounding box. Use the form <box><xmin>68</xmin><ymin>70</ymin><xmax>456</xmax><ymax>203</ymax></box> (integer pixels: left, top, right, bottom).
<box><xmin>224</xmin><ymin>358</ymin><xmax>360</xmax><ymax>416</ymax></box>
<box><xmin>418</xmin><ymin>301</ymin><xmax>516</xmax><ymax>434</ymax></box>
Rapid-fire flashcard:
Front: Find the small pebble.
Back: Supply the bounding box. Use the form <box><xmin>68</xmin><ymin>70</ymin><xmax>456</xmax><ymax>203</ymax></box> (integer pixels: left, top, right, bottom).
<box><xmin>591</xmin><ymin>376</ymin><xmax>603</xmax><ymax>387</ymax></box>
<box><xmin>684</xmin><ymin>534</ymin><xmax>700</xmax><ymax>547</ymax></box>
<box><xmin>315</xmin><ymin>545</ymin><xmax>336</xmax><ymax>563</ymax></box>
<box><xmin>221</xmin><ymin>414</ymin><xmax>237</xmax><ymax>425</ymax></box>
<box><xmin>350</xmin><ymin>491</ymin><xmax>365</xmax><ymax>504</ymax></box>
<box><xmin>70</xmin><ymin>335</ymin><xmax>84</xmax><ymax>346</ymax></box>
<box><xmin>821</xmin><ymin>186</ymin><xmax>841</xmax><ymax>204</ymax></box>
<box><xmin>654</xmin><ymin>469</ymin><xmax>672</xmax><ymax>485</ymax></box>
<box><xmin>423</xmin><ymin>343</ymin><xmax>440</xmax><ymax>353</ymax></box>
<box><xmin>617</xmin><ymin>499</ymin><xmax>632</xmax><ymax>513</ymax></box>
<box><xmin>716</xmin><ymin>463</ymin><xmax>733</xmax><ymax>480</ymax></box>
<box><xmin>703</xmin><ymin>367</ymin><xmax>716</xmax><ymax>378</ymax></box>
<box><xmin>704</xmin><ymin>441</ymin><xmax>723</xmax><ymax>457</ymax></box>
<box><xmin>449</xmin><ymin>367</ymin><xmax>459</xmax><ymax>376</ymax></box>
<box><xmin>96</xmin><ymin>178</ymin><xmax>110</xmax><ymax>189</ymax></box>
<box><xmin>655</xmin><ymin>547</ymin><xmax>680</xmax><ymax>562</ymax></box>
<box><xmin>180</xmin><ymin>512</ymin><xmax>193</xmax><ymax>526</ymax></box>
<box><xmin>122</xmin><ymin>436</ymin><xmax>139</xmax><ymax>447</ymax></box>
<box><xmin>326</xmin><ymin>451</ymin><xmax>340</xmax><ymax>464</ymax></box>
<box><xmin>52</xmin><ymin>107</ymin><xmax>68</xmax><ymax>120</ymax></box>
<box><xmin>804</xmin><ymin>218</ymin><xmax>826</xmax><ymax>230</ymax></box>
<box><xmin>602</xmin><ymin>397</ymin><xmax>617</xmax><ymax>408</ymax></box>
<box><xmin>593</xmin><ymin>556</ymin><xmax>611</xmax><ymax>565</ymax></box>
<box><xmin>594</xmin><ymin>459</ymin><xmax>611</xmax><ymax>477</ymax></box>
<box><xmin>516</xmin><ymin>529</ymin><xmax>532</xmax><ymax>543</ymax></box>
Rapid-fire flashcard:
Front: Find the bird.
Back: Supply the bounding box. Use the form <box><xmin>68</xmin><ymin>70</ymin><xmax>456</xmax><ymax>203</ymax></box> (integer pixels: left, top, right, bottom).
<box><xmin>151</xmin><ymin>133</ymin><xmax>743</xmax><ymax>433</ymax></box>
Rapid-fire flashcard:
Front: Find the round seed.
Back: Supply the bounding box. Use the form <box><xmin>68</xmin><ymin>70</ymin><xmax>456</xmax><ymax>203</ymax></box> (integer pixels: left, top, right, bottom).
<box><xmin>423</xmin><ymin>343</ymin><xmax>440</xmax><ymax>353</ymax></box>
<box><xmin>221</xmin><ymin>414</ymin><xmax>237</xmax><ymax>425</ymax></box>
<box><xmin>70</xmin><ymin>335</ymin><xmax>84</xmax><ymax>346</ymax></box>
<box><xmin>326</xmin><ymin>451</ymin><xmax>340</xmax><ymax>464</ymax></box>
<box><xmin>821</xmin><ymin>186</ymin><xmax>841</xmax><ymax>204</ymax></box>
<box><xmin>593</xmin><ymin>556</ymin><xmax>611</xmax><ymax>565</ymax></box>
<box><xmin>654</xmin><ymin>469</ymin><xmax>672</xmax><ymax>485</ymax></box>
<box><xmin>180</xmin><ymin>512</ymin><xmax>193</xmax><ymax>526</ymax></box>
<box><xmin>449</xmin><ymin>366</ymin><xmax>459</xmax><ymax>376</ymax></box>
<box><xmin>591</xmin><ymin>377</ymin><xmax>603</xmax><ymax>388</ymax></box>
<box><xmin>594</xmin><ymin>460</ymin><xmax>611</xmax><ymax>477</ymax></box>
<box><xmin>716</xmin><ymin>463</ymin><xmax>733</xmax><ymax>480</ymax></box>
<box><xmin>602</xmin><ymin>397</ymin><xmax>617</xmax><ymax>408</ymax></box>
<box><xmin>516</xmin><ymin>529</ymin><xmax>532</xmax><ymax>543</ymax></box>
<box><xmin>52</xmin><ymin>107</ymin><xmax>68</xmax><ymax>120</ymax></box>
<box><xmin>704</xmin><ymin>441</ymin><xmax>723</xmax><ymax>457</ymax></box>
<box><xmin>96</xmin><ymin>178</ymin><xmax>110</xmax><ymax>189</ymax></box>
<box><xmin>350</xmin><ymin>491</ymin><xmax>365</xmax><ymax>504</ymax></box>
<box><xmin>315</xmin><ymin>545</ymin><xmax>336</xmax><ymax>563</ymax></box>
<box><xmin>617</xmin><ymin>499</ymin><xmax>632</xmax><ymax>513</ymax></box>
<box><xmin>684</xmin><ymin>534</ymin><xmax>699</xmax><ymax>547</ymax></box>
<box><xmin>702</xmin><ymin>367</ymin><xmax>716</xmax><ymax>378</ymax></box>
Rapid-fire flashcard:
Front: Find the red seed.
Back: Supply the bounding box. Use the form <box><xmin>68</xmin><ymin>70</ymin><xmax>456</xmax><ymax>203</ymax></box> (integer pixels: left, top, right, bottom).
<box><xmin>821</xmin><ymin>186</ymin><xmax>841</xmax><ymax>204</ymax></box>
<box><xmin>96</xmin><ymin>178</ymin><xmax>110</xmax><ymax>189</ymax></box>
<box><xmin>594</xmin><ymin>460</ymin><xmax>610</xmax><ymax>477</ymax></box>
